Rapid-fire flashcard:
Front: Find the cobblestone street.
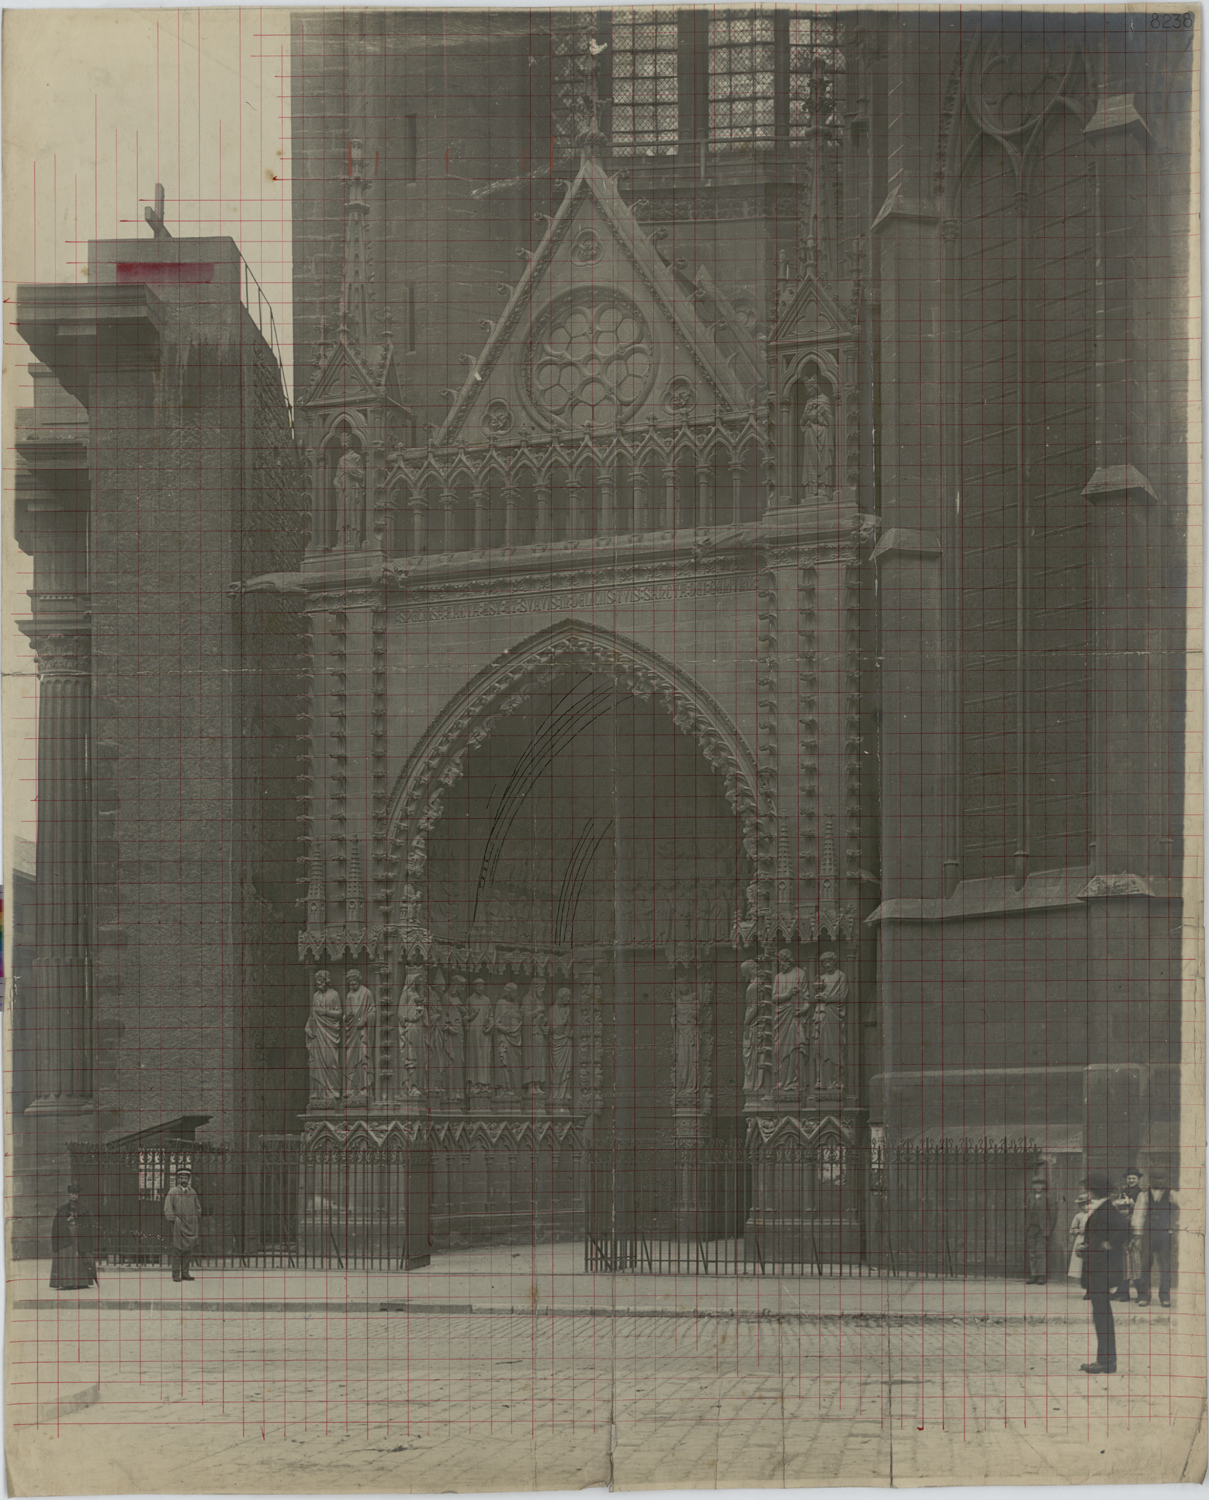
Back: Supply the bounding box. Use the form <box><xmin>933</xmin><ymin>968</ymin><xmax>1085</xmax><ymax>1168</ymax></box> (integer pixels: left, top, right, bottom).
<box><xmin>8</xmin><ymin>1250</ymin><xmax>1204</xmax><ymax>1492</ymax></box>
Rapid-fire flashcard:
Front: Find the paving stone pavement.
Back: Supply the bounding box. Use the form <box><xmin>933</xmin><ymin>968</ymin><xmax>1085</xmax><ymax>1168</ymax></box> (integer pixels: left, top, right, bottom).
<box><xmin>7</xmin><ymin>1254</ymin><xmax>1204</xmax><ymax>1493</ymax></box>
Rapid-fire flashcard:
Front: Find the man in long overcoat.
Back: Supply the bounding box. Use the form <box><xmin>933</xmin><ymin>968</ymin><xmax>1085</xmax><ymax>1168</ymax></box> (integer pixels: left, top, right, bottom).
<box><xmin>164</xmin><ymin>1167</ymin><xmax>202</xmax><ymax>1282</ymax></box>
<box><xmin>1079</xmin><ymin>1170</ymin><xmax>1129</xmax><ymax>1375</ymax></box>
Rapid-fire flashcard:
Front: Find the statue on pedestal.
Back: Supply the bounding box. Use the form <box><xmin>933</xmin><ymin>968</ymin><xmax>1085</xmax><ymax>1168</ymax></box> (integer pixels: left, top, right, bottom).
<box><xmin>672</xmin><ymin>972</ymin><xmax>713</xmax><ymax>1112</ymax></box>
<box><xmin>466</xmin><ymin>978</ymin><xmax>493</xmax><ymax>1100</ymax></box>
<box><xmin>550</xmin><ymin>987</ymin><xmax>574</xmax><ymax>1106</ymax></box>
<box><xmin>305</xmin><ymin>970</ymin><xmax>343</xmax><ymax>1105</ymax></box>
<box><xmin>772</xmin><ymin>947</ymin><xmax>811</xmax><ymax>1092</ymax></box>
<box><xmin>493</xmin><ymin>982</ymin><xmax>523</xmax><ymax>1098</ymax></box>
<box><xmin>444</xmin><ymin>974</ymin><xmax>468</xmax><ymax>1106</ymax></box>
<box><xmin>798</xmin><ymin>380</ymin><xmax>835</xmax><ymax>498</ymax></box>
<box><xmin>427</xmin><ymin>970</ymin><xmax>449</xmax><ymax>1098</ymax></box>
<box><xmin>397</xmin><ymin>969</ymin><xmax>428</xmax><ymax>1098</ymax></box>
<box><xmin>740</xmin><ymin>958</ymin><xmax>772</xmax><ymax>1101</ymax></box>
<box><xmin>343</xmin><ymin>969</ymin><xmax>377</xmax><ymax>1101</ymax></box>
<box><xmin>332</xmin><ymin>433</ymin><xmax>365</xmax><ymax>549</ymax></box>
<box><xmin>520</xmin><ymin>977</ymin><xmax>550</xmax><ymax>1098</ymax></box>
<box><xmin>812</xmin><ymin>951</ymin><xmax>849</xmax><ymax>1094</ymax></box>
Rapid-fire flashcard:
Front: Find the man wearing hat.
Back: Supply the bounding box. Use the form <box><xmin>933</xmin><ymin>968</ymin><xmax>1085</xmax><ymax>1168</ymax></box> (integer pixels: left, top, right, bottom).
<box><xmin>1134</xmin><ymin>1168</ymin><xmax>1178</xmax><ymax>1308</ymax></box>
<box><xmin>163</xmin><ymin>1167</ymin><xmax>201</xmax><ymax>1283</ymax></box>
<box><xmin>1078</xmin><ymin>1170</ymin><xmax>1130</xmax><ymax>1375</ymax></box>
<box><xmin>1113</xmin><ymin>1168</ymin><xmax>1144</xmax><ymax>1302</ymax></box>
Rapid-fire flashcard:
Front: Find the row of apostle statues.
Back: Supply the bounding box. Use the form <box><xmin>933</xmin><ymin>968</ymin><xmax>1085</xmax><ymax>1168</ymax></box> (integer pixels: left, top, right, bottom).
<box><xmin>305</xmin><ymin>966</ymin><xmax>591</xmax><ymax>1109</ymax></box>
<box><xmin>742</xmin><ymin>949</ymin><xmax>850</xmax><ymax>1099</ymax></box>
<box><xmin>304</xmin><ymin>949</ymin><xmax>851</xmax><ymax>1110</ymax></box>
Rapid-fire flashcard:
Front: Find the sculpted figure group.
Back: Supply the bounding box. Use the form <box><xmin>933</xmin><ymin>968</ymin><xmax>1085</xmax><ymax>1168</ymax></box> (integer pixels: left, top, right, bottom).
<box><xmin>305</xmin><ymin>961</ymin><xmax>585</xmax><ymax>1108</ymax></box>
<box><xmin>306</xmin><ymin>950</ymin><xmax>847</xmax><ymax>1112</ymax></box>
<box><xmin>743</xmin><ymin>948</ymin><xmax>850</xmax><ymax>1101</ymax></box>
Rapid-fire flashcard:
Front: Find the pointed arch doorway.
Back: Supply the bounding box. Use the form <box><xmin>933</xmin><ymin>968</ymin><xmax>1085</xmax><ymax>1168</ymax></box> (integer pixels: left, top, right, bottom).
<box><xmin>394</xmin><ymin>630</ymin><xmax>758</xmax><ymax>1249</ymax></box>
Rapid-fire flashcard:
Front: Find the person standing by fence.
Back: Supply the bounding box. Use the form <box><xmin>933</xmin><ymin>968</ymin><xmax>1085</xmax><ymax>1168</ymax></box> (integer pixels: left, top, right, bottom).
<box><xmin>1078</xmin><ymin>1171</ymin><xmax>1129</xmax><ymax>1376</ymax></box>
<box><xmin>164</xmin><ymin>1168</ymin><xmax>201</xmax><ymax>1283</ymax></box>
<box><xmin>1024</xmin><ymin>1173</ymin><xmax>1057</xmax><ymax>1284</ymax></box>
<box><xmin>50</xmin><ymin>1183</ymin><xmax>98</xmax><ymax>1290</ymax></box>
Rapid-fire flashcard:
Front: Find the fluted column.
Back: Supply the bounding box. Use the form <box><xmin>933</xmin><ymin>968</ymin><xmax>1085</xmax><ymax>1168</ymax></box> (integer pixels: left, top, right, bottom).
<box><xmin>27</xmin><ymin>627</ymin><xmax>92</xmax><ymax>1114</ymax></box>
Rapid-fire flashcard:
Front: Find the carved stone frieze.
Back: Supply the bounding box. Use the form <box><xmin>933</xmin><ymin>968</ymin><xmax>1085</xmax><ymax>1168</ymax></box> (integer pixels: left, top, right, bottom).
<box><xmin>301</xmin><ymin>1113</ymin><xmax>590</xmax><ymax>1158</ymax></box>
<box><xmin>392</xmin><ymin>571</ymin><xmax>757</xmax><ymax>625</ymax></box>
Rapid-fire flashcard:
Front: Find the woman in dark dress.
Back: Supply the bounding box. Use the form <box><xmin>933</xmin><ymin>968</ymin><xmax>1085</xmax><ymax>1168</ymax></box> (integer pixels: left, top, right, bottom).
<box><xmin>49</xmin><ymin>1184</ymin><xmax>98</xmax><ymax>1290</ymax></box>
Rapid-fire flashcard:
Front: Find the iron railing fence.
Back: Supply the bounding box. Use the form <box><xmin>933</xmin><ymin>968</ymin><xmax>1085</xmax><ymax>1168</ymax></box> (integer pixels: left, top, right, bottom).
<box><xmin>875</xmin><ymin>1137</ymin><xmax>1039</xmax><ymax>1279</ymax></box>
<box><xmin>67</xmin><ymin>1133</ymin><xmax>1046</xmax><ymax>1278</ymax></box>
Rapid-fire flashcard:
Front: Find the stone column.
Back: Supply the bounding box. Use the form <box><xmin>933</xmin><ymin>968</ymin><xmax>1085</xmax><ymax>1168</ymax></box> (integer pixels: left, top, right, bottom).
<box><xmin>25</xmin><ymin>624</ymin><xmax>92</xmax><ymax>1113</ymax></box>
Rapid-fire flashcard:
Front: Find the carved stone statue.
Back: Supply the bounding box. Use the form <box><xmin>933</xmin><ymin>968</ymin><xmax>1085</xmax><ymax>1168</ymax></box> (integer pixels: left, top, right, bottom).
<box><xmin>740</xmin><ymin>958</ymin><xmax>771</xmax><ymax>1100</ymax></box>
<box><xmin>427</xmin><ymin>970</ymin><xmax>448</xmax><ymax>1098</ymax></box>
<box><xmin>466</xmin><ymin>978</ymin><xmax>493</xmax><ymax>1099</ymax></box>
<box><xmin>772</xmin><ymin>947</ymin><xmax>811</xmax><ymax>1092</ymax></box>
<box><xmin>343</xmin><ymin>969</ymin><xmax>377</xmax><ymax>1101</ymax></box>
<box><xmin>444</xmin><ymin>974</ymin><xmax>468</xmax><ymax>1106</ymax></box>
<box><xmin>397</xmin><ymin>969</ymin><xmax>428</xmax><ymax>1099</ymax></box>
<box><xmin>550</xmin><ymin>987</ymin><xmax>574</xmax><ymax>1107</ymax></box>
<box><xmin>672</xmin><ymin>972</ymin><xmax>713</xmax><ymax>1112</ymax></box>
<box><xmin>798</xmin><ymin>381</ymin><xmax>835</xmax><ymax>497</ymax></box>
<box><xmin>305</xmin><ymin>970</ymin><xmax>343</xmax><ymax>1105</ymax></box>
<box><xmin>812</xmin><ymin>951</ymin><xmax>849</xmax><ymax>1094</ymax></box>
<box><xmin>520</xmin><ymin>977</ymin><xmax>550</xmax><ymax>1097</ymax></box>
<box><xmin>332</xmin><ymin>434</ymin><xmax>365</xmax><ymax>549</ymax></box>
<box><xmin>493</xmin><ymin>982</ymin><xmax>523</xmax><ymax>1097</ymax></box>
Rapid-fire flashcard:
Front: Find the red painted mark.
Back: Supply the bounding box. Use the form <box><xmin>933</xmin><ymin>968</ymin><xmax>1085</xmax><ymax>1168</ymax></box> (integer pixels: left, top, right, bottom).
<box><xmin>116</xmin><ymin>263</ymin><xmax>214</xmax><ymax>286</ymax></box>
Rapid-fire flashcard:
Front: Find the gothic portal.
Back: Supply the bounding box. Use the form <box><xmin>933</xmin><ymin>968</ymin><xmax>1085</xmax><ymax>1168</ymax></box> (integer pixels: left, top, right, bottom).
<box><xmin>10</xmin><ymin>12</ymin><xmax>1190</xmax><ymax>1267</ymax></box>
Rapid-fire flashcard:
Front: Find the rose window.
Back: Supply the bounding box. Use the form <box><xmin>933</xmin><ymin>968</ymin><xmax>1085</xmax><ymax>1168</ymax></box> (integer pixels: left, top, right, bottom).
<box><xmin>525</xmin><ymin>291</ymin><xmax>655</xmax><ymax>428</ymax></box>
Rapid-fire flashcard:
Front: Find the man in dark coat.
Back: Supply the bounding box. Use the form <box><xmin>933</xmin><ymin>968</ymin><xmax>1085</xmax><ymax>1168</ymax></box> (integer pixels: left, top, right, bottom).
<box><xmin>1079</xmin><ymin>1170</ymin><xmax>1129</xmax><ymax>1375</ymax></box>
<box><xmin>49</xmin><ymin>1184</ymin><xmax>98</xmax><ymax>1290</ymax></box>
<box><xmin>1024</xmin><ymin>1174</ymin><xmax>1058</xmax><ymax>1284</ymax></box>
<box><xmin>1135</xmin><ymin>1168</ymin><xmax>1178</xmax><ymax>1308</ymax></box>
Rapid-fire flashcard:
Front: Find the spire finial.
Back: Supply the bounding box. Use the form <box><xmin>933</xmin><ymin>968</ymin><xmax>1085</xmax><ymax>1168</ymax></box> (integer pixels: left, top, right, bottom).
<box><xmin>339</xmin><ymin>138</ymin><xmax>372</xmax><ymax>357</ymax></box>
<box><xmin>578</xmin><ymin>32</ymin><xmax>610</xmax><ymax>160</ymax></box>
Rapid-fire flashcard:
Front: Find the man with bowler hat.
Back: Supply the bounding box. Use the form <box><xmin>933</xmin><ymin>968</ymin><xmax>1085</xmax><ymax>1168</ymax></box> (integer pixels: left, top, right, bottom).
<box><xmin>1079</xmin><ymin>1170</ymin><xmax>1129</xmax><ymax>1375</ymax></box>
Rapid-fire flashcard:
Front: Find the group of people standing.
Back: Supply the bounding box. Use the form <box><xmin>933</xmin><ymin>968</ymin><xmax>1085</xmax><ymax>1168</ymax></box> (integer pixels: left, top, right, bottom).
<box><xmin>49</xmin><ymin>1167</ymin><xmax>203</xmax><ymax>1290</ymax></box>
<box><xmin>1065</xmin><ymin>1165</ymin><xmax>1178</xmax><ymax>1376</ymax></box>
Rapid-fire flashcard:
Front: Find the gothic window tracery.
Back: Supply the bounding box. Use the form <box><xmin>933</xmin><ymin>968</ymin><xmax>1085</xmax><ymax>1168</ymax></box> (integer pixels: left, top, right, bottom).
<box><xmin>523</xmin><ymin>290</ymin><xmax>656</xmax><ymax>430</ymax></box>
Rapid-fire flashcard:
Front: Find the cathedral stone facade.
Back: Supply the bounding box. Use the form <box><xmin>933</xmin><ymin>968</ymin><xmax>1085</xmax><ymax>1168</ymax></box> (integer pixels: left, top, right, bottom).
<box><xmin>12</xmin><ymin>11</ymin><xmax>1193</xmax><ymax>1264</ymax></box>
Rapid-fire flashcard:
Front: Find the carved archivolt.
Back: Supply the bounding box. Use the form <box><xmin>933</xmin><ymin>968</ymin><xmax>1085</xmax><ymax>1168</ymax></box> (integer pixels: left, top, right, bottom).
<box><xmin>385</xmin><ymin>619</ymin><xmax>766</xmax><ymax>929</ymax></box>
